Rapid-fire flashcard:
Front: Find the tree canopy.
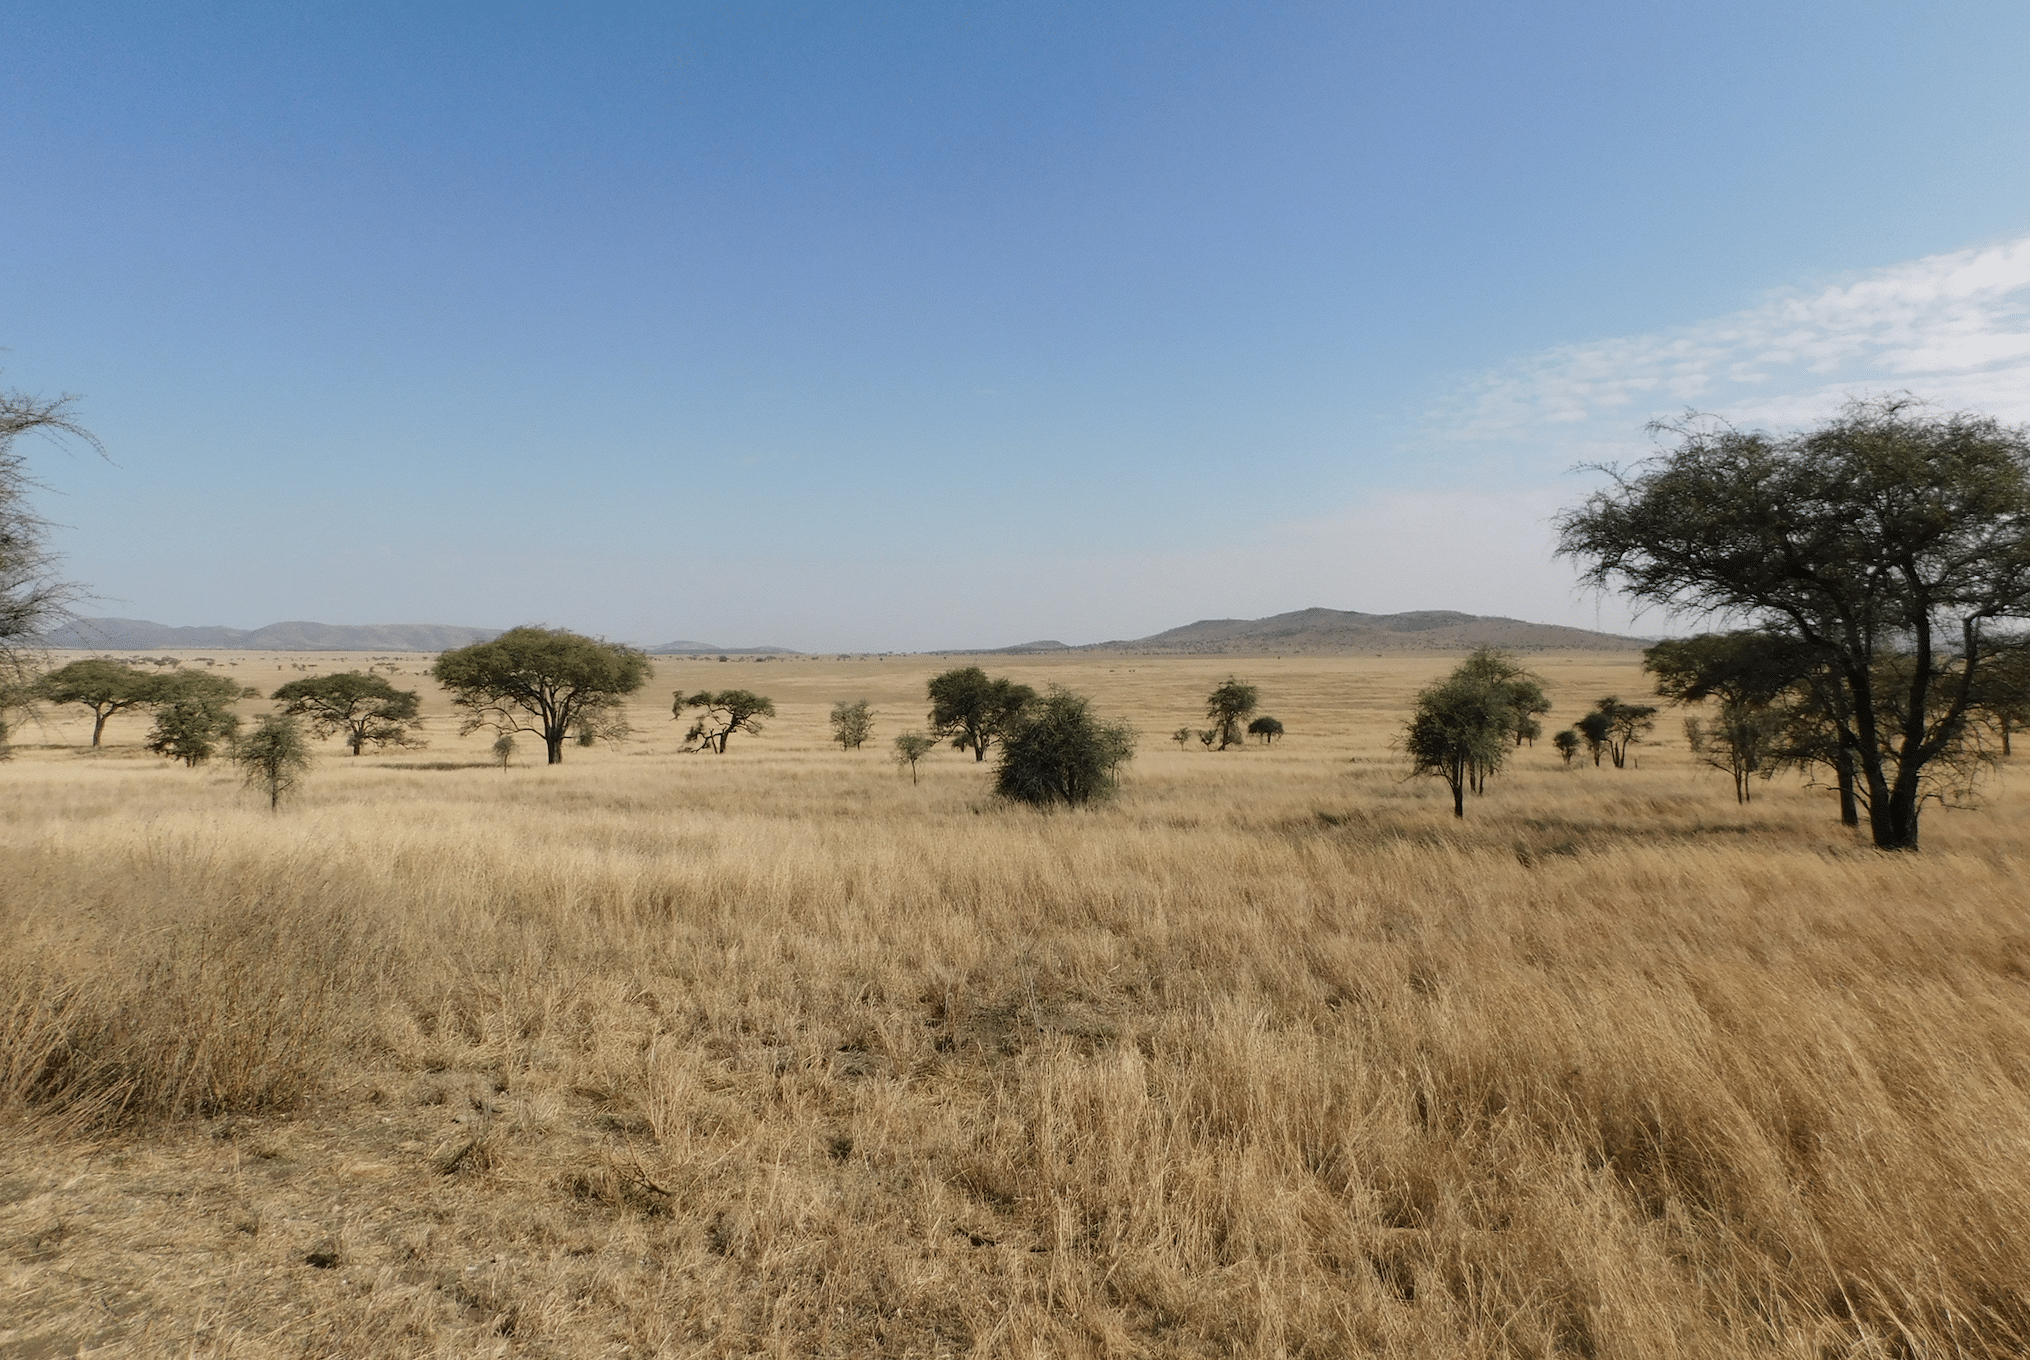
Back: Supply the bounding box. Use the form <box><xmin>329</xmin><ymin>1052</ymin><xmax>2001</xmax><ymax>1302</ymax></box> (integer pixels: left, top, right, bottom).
<box><xmin>38</xmin><ymin>657</ymin><xmax>156</xmax><ymax>747</ymax></box>
<box><xmin>1558</xmin><ymin>398</ymin><xmax>2030</xmax><ymax>848</ymax></box>
<box><xmin>829</xmin><ymin>699</ymin><xmax>875</xmax><ymax>751</ymax></box>
<box><xmin>273</xmin><ymin>671</ymin><xmax>423</xmax><ymax>755</ymax></box>
<box><xmin>1404</xmin><ymin>669</ymin><xmax>1515</xmax><ymax>818</ymax></box>
<box><xmin>926</xmin><ymin>667</ymin><xmax>1036</xmax><ymax>763</ymax></box>
<box><xmin>144</xmin><ymin>671</ymin><xmax>253</xmax><ymax>767</ymax></box>
<box><xmin>233</xmin><ymin>713</ymin><xmax>313</xmax><ymax>810</ymax></box>
<box><xmin>432</xmin><ymin>627</ymin><xmax>651</xmax><ymax>765</ymax></box>
<box><xmin>678</xmin><ymin>689</ymin><xmax>775</xmax><ymax>753</ymax></box>
<box><xmin>994</xmin><ymin>688</ymin><xmax>1136</xmax><ymax>808</ymax></box>
<box><xmin>1204</xmin><ymin>677</ymin><xmax>1259</xmax><ymax>750</ymax></box>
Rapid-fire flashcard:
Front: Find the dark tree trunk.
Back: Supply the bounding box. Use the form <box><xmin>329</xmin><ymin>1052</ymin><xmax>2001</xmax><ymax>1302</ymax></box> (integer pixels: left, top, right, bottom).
<box><xmin>91</xmin><ymin>708</ymin><xmax>109</xmax><ymax>747</ymax></box>
<box><xmin>545</xmin><ymin>730</ymin><xmax>565</xmax><ymax>764</ymax></box>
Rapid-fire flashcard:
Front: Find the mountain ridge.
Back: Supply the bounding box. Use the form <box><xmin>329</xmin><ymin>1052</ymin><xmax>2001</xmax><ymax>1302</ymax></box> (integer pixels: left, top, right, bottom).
<box><xmin>1060</xmin><ymin>606</ymin><xmax>1643</xmax><ymax>653</ymax></box>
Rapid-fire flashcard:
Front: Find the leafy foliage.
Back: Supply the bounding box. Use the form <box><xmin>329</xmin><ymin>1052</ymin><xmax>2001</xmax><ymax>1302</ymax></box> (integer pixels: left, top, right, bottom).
<box><xmin>1586</xmin><ymin>696</ymin><xmax>1657</xmax><ymax>769</ymax></box>
<box><xmin>994</xmin><ymin>688</ymin><xmax>1136</xmax><ymax>808</ymax></box>
<box><xmin>678</xmin><ymin>689</ymin><xmax>775</xmax><ymax>753</ymax></box>
<box><xmin>272</xmin><ymin>671</ymin><xmax>422</xmax><ymax>755</ymax></box>
<box><xmin>37</xmin><ymin>658</ymin><xmax>155</xmax><ymax>747</ymax></box>
<box><xmin>1204</xmin><ymin>677</ymin><xmax>1259</xmax><ymax>750</ymax></box>
<box><xmin>1247</xmin><ymin>715</ymin><xmax>1284</xmax><ymax>744</ymax></box>
<box><xmin>830</xmin><ymin>699</ymin><xmax>876</xmax><ymax>751</ymax></box>
<box><xmin>1404</xmin><ymin>669</ymin><xmax>1516</xmax><ymax>818</ymax></box>
<box><xmin>892</xmin><ymin>730</ymin><xmax>934</xmax><ymax>783</ymax></box>
<box><xmin>1552</xmin><ymin>728</ymin><xmax>1582</xmax><ymax>764</ymax></box>
<box><xmin>144</xmin><ymin>671</ymin><xmax>252</xmax><ymax>767</ymax></box>
<box><xmin>232</xmin><ymin>713</ymin><xmax>313</xmax><ymax>810</ymax></box>
<box><xmin>927</xmin><ymin>667</ymin><xmax>1037</xmax><ymax>762</ymax></box>
<box><xmin>1559</xmin><ymin>397</ymin><xmax>2030</xmax><ymax>848</ymax></box>
<box><xmin>1456</xmin><ymin>649</ymin><xmax>1552</xmax><ymax>747</ymax></box>
<box><xmin>432</xmin><ymin>627</ymin><xmax>651</xmax><ymax>765</ymax></box>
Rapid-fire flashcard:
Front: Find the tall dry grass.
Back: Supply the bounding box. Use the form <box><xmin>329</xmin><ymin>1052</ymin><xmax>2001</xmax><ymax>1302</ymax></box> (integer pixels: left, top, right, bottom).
<box><xmin>3</xmin><ymin>651</ymin><xmax>2028</xmax><ymax>1356</ymax></box>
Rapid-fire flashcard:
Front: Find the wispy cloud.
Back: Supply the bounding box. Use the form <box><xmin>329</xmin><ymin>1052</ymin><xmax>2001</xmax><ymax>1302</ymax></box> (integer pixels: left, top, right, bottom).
<box><xmin>1445</xmin><ymin>234</ymin><xmax>2030</xmax><ymax>458</ymax></box>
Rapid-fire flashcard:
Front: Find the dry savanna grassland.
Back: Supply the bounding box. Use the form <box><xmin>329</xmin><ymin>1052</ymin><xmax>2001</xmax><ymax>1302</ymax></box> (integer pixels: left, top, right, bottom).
<box><xmin>3</xmin><ymin>648</ymin><xmax>2028</xmax><ymax>1359</ymax></box>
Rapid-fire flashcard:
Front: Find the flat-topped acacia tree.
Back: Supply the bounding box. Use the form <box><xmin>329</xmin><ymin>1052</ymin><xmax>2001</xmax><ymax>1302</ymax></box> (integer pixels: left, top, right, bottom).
<box><xmin>38</xmin><ymin>657</ymin><xmax>155</xmax><ymax>747</ymax></box>
<box><xmin>432</xmin><ymin>626</ymin><xmax>651</xmax><ymax>765</ymax></box>
<box><xmin>272</xmin><ymin>671</ymin><xmax>422</xmax><ymax>755</ymax></box>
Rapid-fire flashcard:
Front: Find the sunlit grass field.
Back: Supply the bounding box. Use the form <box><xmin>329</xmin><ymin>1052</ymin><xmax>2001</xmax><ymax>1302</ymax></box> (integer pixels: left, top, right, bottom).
<box><xmin>4</xmin><ymin>649</ymin><xmax>2028</xmax><ymax>1358</ymax></box>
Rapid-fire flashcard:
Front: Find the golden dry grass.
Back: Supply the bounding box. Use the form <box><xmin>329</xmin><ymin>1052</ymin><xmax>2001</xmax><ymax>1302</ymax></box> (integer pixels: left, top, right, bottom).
<box><xmin>3</xmin><ymin>650</ymin><xmax>2028</xmax><ymax>1357</ymax></box>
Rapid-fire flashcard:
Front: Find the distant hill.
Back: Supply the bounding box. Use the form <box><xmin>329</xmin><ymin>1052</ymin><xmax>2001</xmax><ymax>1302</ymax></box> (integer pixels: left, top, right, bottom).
<box><xmin>37</xmin><ymin>618</ymin><xmax>506</xmax><ymax>653</ymax></box>
<box><xmin>1071</xmin><ymin>607</ymin><xmax>1643</xmax><ymax>654</ymax></box>
<box><xmin>645</xmin><ymin>640</ymin><xmax>802</xmax><ymax>656</ymax></box>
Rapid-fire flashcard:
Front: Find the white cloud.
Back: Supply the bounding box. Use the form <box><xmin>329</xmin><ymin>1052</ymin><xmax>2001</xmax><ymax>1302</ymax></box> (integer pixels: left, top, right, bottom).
<box><xmin>1446</xmin><ymin>233</ymin><xmax>2030</xmax><ymax>457</ymax></box>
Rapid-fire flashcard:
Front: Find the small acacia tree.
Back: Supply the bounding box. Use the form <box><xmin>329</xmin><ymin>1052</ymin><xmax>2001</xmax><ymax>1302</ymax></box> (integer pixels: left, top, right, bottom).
<box><xmin>1553</xmin><ymin>728</ymin><xmax>1582</xmax><ymax>765</ymax></box>
<box><xmin>432</xmin><ymin>627</ymin><xmax>651</xmax><ymax>765</ymax></box>
<box><xmin>995</xmin><ymin>688</ymin><xmax>1136</xmax><ymax>808</ymax></box>
<box><xmin>893</xmin><ymin>729</ymin><xmax>934</xmax><ymax>784</ymax></box>
<box><xmin>233</xmin><ymin>713</ymin><xmax>313</xmax><ymax>810</ymax></box>
<box><xmin>1588</xmin><ymin>696</ymin><xmax>1657</xmax><ymax>768</ymax></box>
<box><xmin>1645</xmin><ymin>633</ymin><xmax>1803</xmax><ymax>803</ymax></box>
<box><xmin>678</xmin><ymin>689</ymin><xmax>775</xmax><ymax>753</ymax></box>
<box><xmin>145</xmin><ymin>671</ymin><xmax>252</xmax><ymax>767</ymax></box>
<box><xmin>38</xmin><ymin>657</ymin><xmax>155</xmax><ymax>747</ymax></box>
<box><xmin>830</xmin><ymin>699</ymin><xmax>875</xmax><ymax>751</ymax></box>
<box><xmin>1405</xmin><ymin>670</ymin><xmax>1514</xmax><ymax>818</ymax></box>
<box><xmin>1205</xmin><ymin>677</ymin><xmax>1259</xmax><ymax>750</ymax></box>
<box><xmin>272</xmin><ymin>671</ymin><xmax>423</xmax><ymax>755</ymax></box>
<box><xmin>927</xmin><ymin>667</ymin><xmax>1037</xmax><ymax>762</ymax></box>
<box><xmin>1248</xmin><ymin>716</ymin><xmax>1284</xmax><ymax>744</ymax></box>
<box><xmin>491</xmin><ymin>733</ymin><xmax>517</xmax><ymax>769</ymax></box>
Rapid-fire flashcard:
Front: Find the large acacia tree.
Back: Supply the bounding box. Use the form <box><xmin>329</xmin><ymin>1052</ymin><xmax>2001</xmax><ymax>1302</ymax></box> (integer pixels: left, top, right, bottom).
<box><xmin>1558</xmin><ymin>398</ymin><xmax>2030</xmax><ymax>850</ymax></box>
<box><xmin>432</xmin><ymin>627</ymin><xmax>651</xmax><ymax>764</ymax></box>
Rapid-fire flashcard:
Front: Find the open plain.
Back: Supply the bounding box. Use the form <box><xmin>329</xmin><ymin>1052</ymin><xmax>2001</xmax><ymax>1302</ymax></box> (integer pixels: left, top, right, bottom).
<box><xmin>3</xmin><ymin>649</ymin><xmax>2027</xmax><ymax>1358</ymax></box>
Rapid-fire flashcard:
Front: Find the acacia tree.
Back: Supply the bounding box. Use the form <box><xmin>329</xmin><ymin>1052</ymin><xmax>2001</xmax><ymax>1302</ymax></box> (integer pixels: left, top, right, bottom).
<box><xmin>1587</xmin><ymin>696</ymin><xmax>1657</xmax><ymax>769</ymax></box>
<box><xmin>432</xmin><ymin>627</ymin><xmax>652</xmax><ymax>765</ymax></box>
<box><xmin>272</xmin><ymin>671</ymin><xmax>423</xmax><ymax>755</ymax></box>
<box><xmin>2</xmin><ymin>382</ymin><xmax>102</xmax><ymax>680</ymax></box>
<box><xmin>893</xmin><ymin>729</ymin><xmax>934</xmax><ymax>784</ymax></box>
<box><xmin>926</xmin><ymin>667</ymin><xmax>1036</xmax><ymax>762</ymax></box>
<box><xmin>1553</xmin><ymin>728</ymin><xmax>1582</xmax><ymax>765</ymax></box>
<box><xmin>1575</xmin><ymin>710</ymin><xmax>1611</xmax><ymax>766</ymax></box>
<box><xmin>994</xmin><ymin>688</ymin><xmax>1136</xmax><ymax>808</ymax></box>
<box><xmin>145</xmin><ymin>671</ymin><xmax>253</xmax><ymax>767</ymax></box>
<box><xmin>1645</xmin><ymin>632</ymin><xmax>1805</xmax><ymax>804</ymax></box>
<box><xmin>1457</xmin><ymin>649</ymin><xmax>1552</xmax><ymax>747</ymax></box>
<box><xmin>1559</xmin><ymin>398</ymin><xmax>2030</xmax><ymax>849</ymax></box>
<box><xmin>232</xmin><ymin>713</ymin><xmax>313</xmax><ymax>810</ymax></box>
<box><xmin>1248</xmin><ymin>716</ymin><xmax>1284</xmax><ymax>744</ymax></box>
<box><xmin>1975</xmin><ymin>645</ymin><xmax>2030</xmax><ymax>757</ymax></box>
<box><xmin>1404</xmin><ymin>670</ymin><xmax>1514</xmax><ymax>818</ymax></box>
<box><xmin>829</xmin><ymin>699</ymin><xmax>875</xmax><ymax>750</ymax></box>
<box><xmin>38</xmin><ymin>657</ymin><xmax>155</xmax><ymax>746</ymax></box>
<box><xmin>678</xmin><ymin>689</ymin><xmax>774</xmax><ymax>753</ymax></box>
<box><xmin>1204</xmin><ymin>677</ymin><xmax>1258</xmax><ymax>750</ymax></box>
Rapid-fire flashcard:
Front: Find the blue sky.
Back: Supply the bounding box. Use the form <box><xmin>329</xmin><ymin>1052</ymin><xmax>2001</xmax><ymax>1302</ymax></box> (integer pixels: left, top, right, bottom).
<box><xmin>6</xmin><ymin>1</ymin><xmax>2030</xmax><ymax>649</ymax></box>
